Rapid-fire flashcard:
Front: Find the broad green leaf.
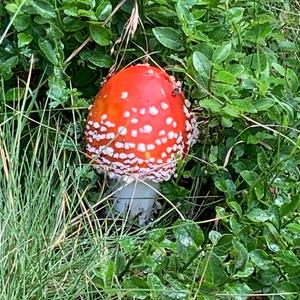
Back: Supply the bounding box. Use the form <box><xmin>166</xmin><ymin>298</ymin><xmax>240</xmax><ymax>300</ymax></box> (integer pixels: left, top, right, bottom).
<box><xmin>209</xmin><ymin>145</ymin><xmax>218</xmax><ymax>163</ymax></box>
<box><xmin>88</xmin><ymin>54</ymin><xmax>113</xmax><ymax>68</ymax></box>
<box><xmin>272</xmin><ymin>62</ymin><xmax>285</xmax><ymax>76</ymax></box>
<box><xmin>223</xmin><ymin>282</ymin><xmax>252</xmax><ymax>299</ymax></box>
<box><xmin>235</xmin><ymin>262</ymin><xmax>254</xmax><ymax>278</ymax></box>
<box><xmin>275</xmin><ymin>250</ymin><xmax>300</xmax><ymax>267</ymax></box>
<box><xmin>77</xmin><ymin>0</ymin><xmax>95</xmax><ymax>6</ymax></box>
<box><xmin>222</xmin><ymin>105</ymin><xmax>240</xmax><ymax>117</ymax></box>
<box><xmin>286</xmin><ymin>223</ymin><xmax>300</xmax><ymax>234</ymax></box>
<box><xmin>209</xmin><ymin>230</ymin><xmax>222</xmax><ymax>245</ymax></box>
<box><xmin>228</xmin><ymin>201</ymin><xmax>242</xmax><ymax>217</ymax></box>
<box><xmin>0</xmin><ymin>56</ymin><xmax>19</xmax><ymax>80</ymax></box>
<box><xmin>286</xmin><ymin>68</ymin><xmax>299</xmax><ymax>91</ymax></box>
<box><xmin>278</xmin><ymin>40</ymin><xmax>296</xmax><ymax>51</ymax></box>
<box><xmin>93</xmin><ymin>259</ymin><xmax>116</xmax><ymax>288</ymax></box>
<box><xmin>173</xmin><ymin>220</ymin><xmax>204</xmax><ymax>248</ymax></box>
<box><xmin>95</xmin><ymin>0</ymin><xmax>112</xmax><ymax>21</ymax></box>
<box><xmin>247</xmin><ymin>208</ymin><xmax>269</xmax><ymax>222</ymax></box>
<box><xmin>275</xmin><ymin>282</ymin><xmax>299</xmax><ymax>299</ymax></box>
<box><xmin>227</xmin><ymin>64</ymin><xmax>245</xmax><ymax>76</ymax></box>
<box><xmin>212</xmin><ymin>42</ymin><xmax>231</xmax><ymax>64</ymax></box>
<box><xmin>17</xmin><ymin>32</ymin><xmax>33</xmax><ymax>48</ymax></box>
<box><xmin>78</xmin><ymin>9</ymin><xmax>97</xmax><ymax>20</ymax></box>
<box><xmin>193</xmin><ymin>51</ymin><xmax>211</xmax><ymax>78</ymax></box>
<box><xmin>199</xmin><ymin>98</ymin><xmax>222</xmax><ymax>112</ymax></box>
<box><xmin>214</xmin><ymin>70</ymin><xmax>237</xmax><ymax>84</ymax></box>
<box><xmin>5</xmin><ymin>3</ymin><xmax>18</xmax><ymax>13</ymax></box>
<box><xmin>27</xmin><ymin>0</ymin><xmax>56</xmax><ymax>19</ymax></box>
<box><xmin>250</xmin><ymin>249</ymin><xmax>271</xmax><ymax>269</ymax></box>
<box><xmin>240</xmin><ymin>170</ymin><xmax>259</xmax><ymax>186</ymax></box>
<box><xmin>38</xmin><ymin>39</ymin><xmax>58</xmax><ymax>65</ymax></box>
<box><xmin>214</xmin><ymin>234</ymin><xmax>233</xmax><ymax>256</ymax></box>
<box><xmin>13</xmin><ymin>14</ymin><xmax>31</xmax><ymax>31</ymax></box>
<box><xmin>152</xmin><ymin>27</ymin><xmax>184</xmax><ymax>51</ymax></box>
<box><xmin>227</xmin><ymin>7</ymin><xmax>244</xmax><ymax>22</ymax></box>
<box><xmin>48</xmin><ymin>78</ymin><xmax>67</xmax><ymax>103</ymax></box>
<box><xmin>5</xmin><ymin>87</ymin><xmax>25</xmax><ymax>101</ymax></box>
<box><xmin>230</xmin><ymin>99</ymin><xmax>257</xmax><ymax>113</ymax></box>
<box><xmin>221</xmin><ymin>116</ymin><xmax>233</xmax><ymax>127</ymax></box>
<box><xmin>147</xmin><ymin>274</ymin><xmax>164</xmax><ymax>298</ymax></box>
<box><xmin>254</xmin><ymin>98</ymin><xmax>274</xmax><ymax>111</ymax></box>
<box><xmin>198</xmin><ymin>253</ymin><xmax>228</xmax><ymax>285</ymax></box>
<box><xmin>254</xmin><ymin>181</ymin><xmax>265</xmax><ymax>200</ymax></box>
<box><xmin>89</xmin><ymin>24</ymin><xmax>111</xmax><ymax>46</ymax></box>
<box><xmin>232</xmin><ymin>240</ymin><xmax>248</xmax><ymax>272</ymax></box>
<box><xmin>123</xmin><ymin>276</ymin><xmax>149</xmax><ymax>298</ymax></box>
<box><xmin>119</xmin><ymin>236</ymin><xmax>136</xmax><ymax>254</ymax></box>
<box><xmin>257</xmin><ymin>151</ymin><xmax>269</xmax><ymax>172</ymax></box>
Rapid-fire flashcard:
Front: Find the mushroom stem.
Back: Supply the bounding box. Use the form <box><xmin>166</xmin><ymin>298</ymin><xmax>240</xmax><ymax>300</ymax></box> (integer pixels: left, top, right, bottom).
<box><xmin>112</xmin><ymin>179</ymin><xmax>159</xmax><ymax>225</ymax></box>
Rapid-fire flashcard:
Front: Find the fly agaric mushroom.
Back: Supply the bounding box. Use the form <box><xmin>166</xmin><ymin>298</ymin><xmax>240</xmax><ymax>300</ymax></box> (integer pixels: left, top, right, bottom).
<box><xmin>84</xmin><ymin>64</ymin><xmax>197</xmax><ymax>224</ymax></box>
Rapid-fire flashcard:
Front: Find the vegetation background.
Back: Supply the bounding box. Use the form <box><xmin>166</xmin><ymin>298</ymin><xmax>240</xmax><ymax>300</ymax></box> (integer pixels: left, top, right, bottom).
<box><xmin>0</xmin><ymin>0</ymin><xmax>300</xmax><ymax>299</ymax></box>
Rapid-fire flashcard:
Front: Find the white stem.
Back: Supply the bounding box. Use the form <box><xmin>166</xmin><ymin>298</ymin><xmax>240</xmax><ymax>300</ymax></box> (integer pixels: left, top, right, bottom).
<box><xmin>111</xmin><ymin>179</ymin><xmax>159</xmax><ymax>225</ymax></box>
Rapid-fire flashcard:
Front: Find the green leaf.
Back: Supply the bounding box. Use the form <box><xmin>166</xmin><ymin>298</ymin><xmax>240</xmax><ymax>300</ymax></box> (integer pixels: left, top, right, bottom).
<box><xmin>5</xmin><ymin>87</ymin><xmax>25</xmax><ymax>101</ymax></box>
<box><xmin>199</xmin><ymin>98</ymin><xmax>222</xmax><ymax>113</ymax></box>
<box><xmin>88</xmin><ymin>54</ymin><xmax>113</xmax><ymax>68</ymax></box>
<box><xmin>231</xmin><ymin>240</ymin><xmax>248</xmax><ymax>272</ymax></box>
<box><xmin>247</xmin><ymin>208</ymin><xmax>269</xmax><ymax>222</ymax></box>
<box><xmin>286</xmin><ymin>223</ymin><xmax>300</xmax><ymax>234</ymax></box>
<box><xmin>254</xmin><ymin>98</ymin><xmax>274</xmax><ymax>111</ymax></box>
<box><xmin>272</xmin><ymin>62</ymin><xmax>285</xmax><ymax>76</ymax></box>
<box><xmin>223</xmin><ymin>282</ymin><xmax>252</xmax><ymax>300</ymax></box>
<box><xmin>275</xmin><ymin>282</ymin><xmax>299</xmax><ymax>299</ymax></box>
<box><xmin>193</xmin><ymin>51</ymin><xmax>211</xmax><ymax>78</ymax></box>
<box><xmin>38</xmin><ymin>38</ymin><xmax>59</xmax><ymax>65</ymax></box>
<box><xmin>240</xmin><ymin>170</ymin><xmax>259</xmax><ymax>186</ymax></box>
<box><xmin>152</xmin><ymin>27</ymin><xmax>184</xmax><ymax>51</ymax></box>
<box><xmin>214</xmin><ymin>234</ymin><xmax>233</xmax><ymax>256</ymax></box>
<box><xmin>209</xmin><ymin>145</ymin><xmax>218</xmax><ymax>163</ymax></box>
<box><xmin>123</xmin><ymin>276</ymin><xmax>149</xmax><ymax>299</ymax></box>
<box><xmin>17</xmin><ymin>33</ymin><xmax>33</xmax><ymax>48</ymax></box>
<box><xmin>26</xmin><ymin>0</ymin><xmax>56</xmax><ymax>19</ymax></box>
<box><xmin>209</xmin><ymin>230</ymin><xmax>222</xmax><ymax>245</ymax></box>
<box><xmin>254</xmin><ymin>181</ymin><xmax>265</xmax><ymax>200</ymax></box>
<box><xmin>95</xmin><ymin>0</ymin><xmax>112</xmax><ymax>21</ymax></box>
<box><xmin>13</xmin><ymin>14</ymin><xmax>31</xmax><ymax>31</ymax></box>
<box><xmin>227</xmin><ymin>64</ymin><xmax>245</xmax><ymax>76</ymax></box>
<box><xmin>199</xmin><ymin>253</ymin><xmax>228</xmax><ymax>285</ymax></box>
<box><xmin>93</xmin><ymin>258</ymin><xmax>116</xmax><ymax>288</ymax></box>
<box><xmin>275</xmin><ymin>250</ymin><xmax>300</xmax><ymax>267</ymax></box>
<box><xmin>250</xmin><ymin>249</ymin><xmax>271</xmax><ymax>269</ymax></box>
<box><xmin>0</xmin><ymin>56</ymin><xmax>19</xmax><ymax>80</ymax></box>
<box><xmin>214</xmin><ymin>70</ymin><xmax>237</xmax><ymax>84</ymax></box>
<box><xmin>286</xmin><ymin>68</ymin><xmax>299</xmax><ymax>92</ymax></box>
<box><xmin>230</xmin><ymin>99</ymin><xmax>257</xmax><ymax>113</ymax></box>
<box><xmin>212</xmin><ymin>42</ymin><xmax>231</xmax><ymax>64</ymax></box>
<box><xmin>89</xmin><ymin>24</ymin><xmax>111</xmax><ymax>46</ymax></box>
<box><xmin>119</xmin><ymin>236</ymin><xmax>136</xmax><ymax>254</ymax></box>
<box><xmin>5</xmin><ymin>3</ymin><xmax>18</xmax><ymax>13</ymax></box>
<box><xmin>227</xmin><ymin>7</ymin><xmax>244</xmax><ymax>23</ymax></box>
<box><xmin>221</xmin><ymin>116</ymin><xmax>233</xmax><ymax>127</ymax></box>
<box><xmin>173</xmin><ymin>220</ymin><xmax>204</xmax><ymax>248</ymax></box>
<box><xmin>228</xmin><ymin>201</ymin><xmax>242</xmax><ymax>217</ymax></box>
<box><xmin>147</xmin><ymin>274</ymin><xmax>164</xmax><ymax>299</ymax></box>
<box><xmin>78</xmin><ymin>9</ymin><xmax>97</xmax><ymax>20</ymax></box>
<box><xmin>222</xmin><ymin>105</ymin><xmax>240</xmax><ymax>117</ymax></box>
<box><xmin>48</xmin><ymin>78</ymin><xmax>67</xmax><ymax>103</ymax></box>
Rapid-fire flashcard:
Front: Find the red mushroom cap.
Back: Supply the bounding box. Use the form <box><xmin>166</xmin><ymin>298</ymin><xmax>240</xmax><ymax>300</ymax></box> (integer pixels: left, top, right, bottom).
<box><xmin>84</xmin><ymin>64</ymin><xmax>197</xmax><ymax>182</ymax></box>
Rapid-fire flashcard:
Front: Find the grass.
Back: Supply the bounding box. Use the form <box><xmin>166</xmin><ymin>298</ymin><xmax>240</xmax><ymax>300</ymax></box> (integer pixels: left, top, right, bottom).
<box><xmin>0</xmin><ymin>71</ymin><xmax>97</xmax><ymax>298</ymax></box>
